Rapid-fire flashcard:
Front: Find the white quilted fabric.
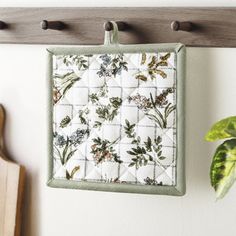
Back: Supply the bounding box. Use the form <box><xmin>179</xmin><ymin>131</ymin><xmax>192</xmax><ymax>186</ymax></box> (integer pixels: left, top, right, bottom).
<box><xmin>52</xmin><ymin>51</ymin><xmax>177</xmax><ymax>187</ymax></box>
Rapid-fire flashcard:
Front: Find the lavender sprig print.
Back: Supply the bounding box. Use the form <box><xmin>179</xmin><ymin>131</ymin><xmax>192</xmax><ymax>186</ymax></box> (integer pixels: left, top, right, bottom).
<box><xmin>128</xmin><ymin>88</ymin><xmax>176</xmax><ymax>128</ymax></box>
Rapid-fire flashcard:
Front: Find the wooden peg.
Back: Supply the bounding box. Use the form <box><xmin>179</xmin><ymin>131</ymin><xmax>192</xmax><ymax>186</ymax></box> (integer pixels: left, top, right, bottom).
<box><xmin>103</xmin><ymin>21</ymin><xmax>127</xmax><ymax>31</ymax></box>
<box><xmin>0</xmin><ymin>21</ymin><xmax>7</xmax><ymax>30</ymax></box>
<box><xmin>171</xmin><ymin>21</ymin><xmax>193</xmax><ymax>32</ymax></box>
<box><xmin>40</xmin><ymin>20</ymin><xmax>65</xmax><ymax>30</ymax></box>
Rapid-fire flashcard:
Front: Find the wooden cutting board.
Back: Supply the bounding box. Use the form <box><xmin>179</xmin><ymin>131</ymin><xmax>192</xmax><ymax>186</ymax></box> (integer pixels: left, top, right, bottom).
<box><xmin>0</xmin><ymin>105</ymin><xmax>25</xmax><ymax>236</ymax></box>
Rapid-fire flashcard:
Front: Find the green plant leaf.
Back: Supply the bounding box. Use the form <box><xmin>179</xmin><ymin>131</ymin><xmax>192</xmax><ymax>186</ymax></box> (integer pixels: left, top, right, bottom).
<box><xmin>205</xmin><ymin>116</ymin><xmax>236</xmax><ymax>141</ymax></box>
<box><xmin>210</xmin><ymin>138</ymin><xmax>236</xmax><ymax>199</ymax></box>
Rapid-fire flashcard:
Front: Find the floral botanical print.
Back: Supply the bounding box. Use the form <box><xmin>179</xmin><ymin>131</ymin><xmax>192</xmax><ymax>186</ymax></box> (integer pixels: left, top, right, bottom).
<box><xmin>128</xmin><ymin>88</ymin><xmax>176</xmax><ymax>128</ymax></box>
<box><xmin>52</xmin><ymin>52</ymin><xmax>177</xmax><ymax>186</ymax></box>
<box><xmin>124</xmin><ymin>119</ymin><xmax>166</xmax><ymax>168</ymax></box>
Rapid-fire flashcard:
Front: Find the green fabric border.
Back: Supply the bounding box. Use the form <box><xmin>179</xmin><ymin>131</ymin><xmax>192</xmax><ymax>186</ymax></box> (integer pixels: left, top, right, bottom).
<box><xmin>46</xmin><ymin>43</ymin><xmax>186</xmax><ymax>196</ymax></box>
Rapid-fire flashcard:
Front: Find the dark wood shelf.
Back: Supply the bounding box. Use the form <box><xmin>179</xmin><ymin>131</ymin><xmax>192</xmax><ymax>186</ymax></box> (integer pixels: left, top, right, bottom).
<box><xmin>0</xmin><ymin>7</ymin><xmax>236</xmax><ymax>47</ymax></box>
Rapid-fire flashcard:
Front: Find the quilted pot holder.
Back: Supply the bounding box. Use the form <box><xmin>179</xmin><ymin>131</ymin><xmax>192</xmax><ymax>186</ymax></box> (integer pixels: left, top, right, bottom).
<box><xmin>47</xmin><ymin>22</ymin><xmax>185</xmax><ymax>195</ymax></box>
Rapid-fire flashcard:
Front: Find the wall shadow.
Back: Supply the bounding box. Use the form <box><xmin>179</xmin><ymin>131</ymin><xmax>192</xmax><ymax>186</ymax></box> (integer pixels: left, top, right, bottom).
<box><xmin>185</xmin><ymin>48</ymin><xmax>217</xmax><ymax>195</ymax></box>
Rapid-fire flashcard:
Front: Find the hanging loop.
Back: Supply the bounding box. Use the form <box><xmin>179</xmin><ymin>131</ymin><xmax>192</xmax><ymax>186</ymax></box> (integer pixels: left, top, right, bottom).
<box><xmin>104</xmin><ymin>21</ymin><xmax>120</xmax><ymax>46</ymax></box>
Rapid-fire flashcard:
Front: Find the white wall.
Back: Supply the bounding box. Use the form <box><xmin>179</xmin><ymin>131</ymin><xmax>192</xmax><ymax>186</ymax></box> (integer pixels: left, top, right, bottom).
<box><xmin>0</xmin><ymin>1</ymin><xmax>236</xmax><ymax>236</ymax></box>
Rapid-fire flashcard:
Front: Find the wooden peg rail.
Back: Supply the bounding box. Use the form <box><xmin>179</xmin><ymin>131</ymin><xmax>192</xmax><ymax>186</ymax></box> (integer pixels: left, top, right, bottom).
<box><xmin>0</xmin><ymin>7</ymin><xmax>236</xmax><ymax>47</ymax></box>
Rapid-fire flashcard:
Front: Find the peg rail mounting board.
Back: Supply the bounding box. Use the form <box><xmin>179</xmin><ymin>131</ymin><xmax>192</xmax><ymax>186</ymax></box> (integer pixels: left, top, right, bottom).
<box><xmin>0</xmin><ymin>7</ymin><xmax>236</xmax><ymax>47</ymax></box>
